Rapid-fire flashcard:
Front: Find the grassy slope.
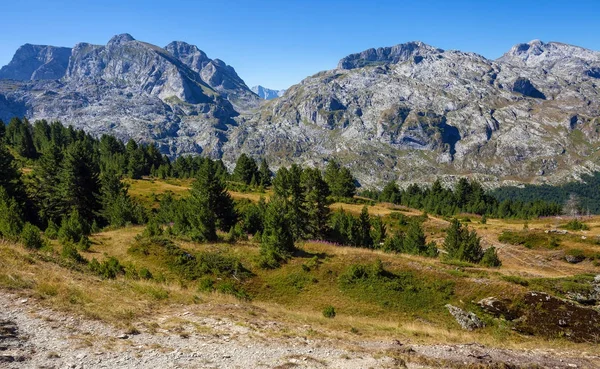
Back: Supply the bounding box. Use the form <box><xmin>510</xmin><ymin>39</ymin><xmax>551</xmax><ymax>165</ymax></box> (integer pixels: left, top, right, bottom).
<box><xmin>1</xmin><ymin>177</ymin><xmax>599</xmax><ymax>352</ymax></box>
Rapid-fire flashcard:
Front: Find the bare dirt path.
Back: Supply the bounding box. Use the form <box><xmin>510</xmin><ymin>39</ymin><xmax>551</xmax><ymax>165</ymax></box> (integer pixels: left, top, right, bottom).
<box><xmin>1</xmin><ymin>291</ymin><xmax>599</xmax><ymax>368</ymax></box>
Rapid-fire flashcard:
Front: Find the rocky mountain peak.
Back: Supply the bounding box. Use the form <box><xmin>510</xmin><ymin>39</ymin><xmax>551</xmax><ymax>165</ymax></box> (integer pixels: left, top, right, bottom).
<box><xmin>251</xmin><ymin>85</ymin><xmax>286</xmax><ymax>100</ymax></box>
<box><xmin>498</xmin><ymin>40</ymin><xmax>600</xmax><ymax>68</ymax></box>
<box><xmin>337</xmin><ymin>41</ymin><xmax>444</xmax><ymax>69</ymax></box>
<box><xmin>0</xmin><ymin>44</ymin><xmax>72</xmax><ymax>80</ymax></box>
<box><xmin>107</xmin><ymin>33</ymin><xmax>136</xmax><ymax>46</ymax></box>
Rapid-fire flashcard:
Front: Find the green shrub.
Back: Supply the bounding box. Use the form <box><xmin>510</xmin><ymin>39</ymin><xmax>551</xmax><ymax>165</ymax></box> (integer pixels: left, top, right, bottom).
<box><xmin>502</xmin><ymin>275</ymin><xmax>529</xmax><ymax>286</ymax></box>
<box><xmin>89</xmin><ymin>257</ymin><xmax>124</xmax><ymax>279</ymax></box>
<box><xmin>58</xmin><ymin>210</ymin><xmax>89</xmax><ymax>244</ymax></box>
<box><xmin>0</xmin><ymin>188</ymin><xmax>24</xmax><ymax>239</ymax></box>
<box><xmin>498</xmin><ymin>231</ymin><xmax>558</xmax><ymax>249</ymax></box>
<box><xmin>561</xmin><ymin>219</ymin><xmax>590</xmax><ymax>231</ymax></box>
<box><xmin>61</xmin><ymin>243</ymin><xmax>85</xmax><ymax>263</ymax></box>
<box><xmin>21</xmin><ymin>223</ymin><xmax>44</xmax><ymax>250</ymax></box>
<box><xmin>480</xmin><ymin>247</ymin><xmax>502</xmax><ymax>267</ymax></box>
<box><xmin>322</xmin><ymin>305</ymin><xmax>336</xmax><ymax>318</ymax></box>
<box><xmin>45</xmin><ymin>220</ymin><xmax>59</xmax><ymax>240</ymax></box>
<box><xmin>138</xmin><ymin>268</ymin><xmax>153</xmax><ymax>280</ymax></box>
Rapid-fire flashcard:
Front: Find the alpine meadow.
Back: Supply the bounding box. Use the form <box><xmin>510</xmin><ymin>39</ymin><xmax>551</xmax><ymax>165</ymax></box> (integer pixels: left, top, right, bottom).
<box><xmin>1</xmin><ymin>2</ymin><xmax>600</xmax><ymax>367</ymax></box>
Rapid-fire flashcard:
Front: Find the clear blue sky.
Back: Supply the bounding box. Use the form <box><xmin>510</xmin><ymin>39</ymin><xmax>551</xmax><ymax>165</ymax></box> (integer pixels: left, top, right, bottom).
<box><xmin>1</xmin><ymin>0</ymin><xmax>599</xmax><ymax>90</ymax></box>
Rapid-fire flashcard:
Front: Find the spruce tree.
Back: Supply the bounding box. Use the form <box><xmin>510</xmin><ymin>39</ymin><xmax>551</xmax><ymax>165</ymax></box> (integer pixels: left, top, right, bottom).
<box><xmin>358</xmin><ymin>206</ymin><xmax>373</xmax><ymax>248</ymax></box>
<box><xmin>260</xmin><ymin>196</ymin><xmax>295</xmax><ymax>267</ymax></box>
<box><xmin>258</xmin><ymin>158</ymin><xmax>272</xmax><ymax>187</ymax></box>
<box><xmin>301</xmin><ymin>167</ymin><xmax>330</xmax><ymax>239</ymax></box>
<box><xmin>0</xmin><ymin>187</ymin><xmax>24</xmax><ymax>239</ymax></box>
<box><xmin>404</xmin><ymin>221</ymin><xmax>427</xmax><ymax>254</ymax></box>
<box><xmin>31</xmin><ymin>143</ymin><xmax>63</xmax><ymax>224</ymax></box>
<box><xmin>324</xmin><ymin>160</ymin><xmax>356</xmax><ymax>198</ymax></box>
<box><xmin>186</xmin><ymin>159</ymin><xmax>237</xmax><ymax>241</ymax></box>
<box><xmin>370</xmin><ymin>216</ymin><xmax>387</xmax><ymax>246</ymax></box>
<box><xmin>233</xmin><ymin>153</ymin><xmax>258</xmax><ymax>185</ymax></box>
<box><xmin>58</xmin><ymin>141</ymin><xmax>101</xmax><ymax>225</ymax></box>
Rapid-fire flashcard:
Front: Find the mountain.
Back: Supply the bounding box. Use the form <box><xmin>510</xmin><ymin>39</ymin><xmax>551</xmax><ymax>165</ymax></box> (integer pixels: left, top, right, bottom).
<box><xmin>222</xmin><ymin>40</ymin><xmax>600</xmax><ymax>187</ymax></box>
<box><xmin>0</xmin><ymin>34</ymin><xmax>259</xmax><ymax>157</ymax></box>
<box><xmin>0</xmin><ymin>44</ymin><xmax>72</xmax><ymax>80</ymax></box>
<box><xmin>1</xmin><ymin>37</ymin><xmax>600</xmax><ymax>187</ymax></box>
<box><xmin>251</xmin><ymin>85</ymin><xmax>286</xmax><ymax>100</ymax></box>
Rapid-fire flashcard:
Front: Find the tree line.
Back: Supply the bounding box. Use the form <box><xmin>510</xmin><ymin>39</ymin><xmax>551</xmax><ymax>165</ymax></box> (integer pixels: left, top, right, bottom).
<box><xmin>362</xmin><ymin>178</ymin><xmax>563</xmax><ymax>219</ymax></box>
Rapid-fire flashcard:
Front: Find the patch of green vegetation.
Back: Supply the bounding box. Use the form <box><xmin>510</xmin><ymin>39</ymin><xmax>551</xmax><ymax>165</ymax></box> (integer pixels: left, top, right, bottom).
<box><xmin>560</xmin><ymin>219</ymin><xmax>590</xmax><ymax>231</ymax></box>
<box><xmin>501</xmin><ymin>275</ymin><xmax>530</xmax><ymax>287</ymax></box>
<box><xmin>338</xmin><ymin>260</ymin><xmax>454</xmax><ymax>315</ymax></box>
<box><xmin>498</xmin><ymin>231</ymin><xmax>560</xmax><ymax>249</ymax></box>
<box><xmin>529</xmin><ymin>274</ymin><xmax>597</xmax><ymax>298</ymax></box>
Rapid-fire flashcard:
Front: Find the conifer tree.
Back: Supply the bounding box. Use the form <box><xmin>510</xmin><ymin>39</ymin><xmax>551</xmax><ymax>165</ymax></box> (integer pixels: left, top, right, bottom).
<box><xmin>233</xmin><ymin>153</ymin><xmax>258</xmax><ymax>185</ymax></box>
<box><xmin>358</xmin><ymin>206</ymin><xmax>373</xmax><ymax>248</ymax></box>
<box><xmin>404</xmin><ymin>221</ymin><xmax>427</xmax><ymax>254</ymax></box>
<box><xmin>58</xmin><ymin>141</ymin><xmax>101</xmax><ymax>225</ymax></box>
<box><xmin>324</xmin><ymin>160</ymin><xmax>356</xmax><ymax>198</ymax></box>
<box><xmin>260</xmin><ymin>195</ymin><xmax>295</xmax><ymax>266</ymax></box>
<box><xmin>301</xmin><ymin>167</ymin><xmax>330</xmax><ymax>239</ymax></box>
<box><xmin>186</xmin><ymin>160</ymin><xmax>237</xmax><ymax>241</ymax></box>
<box><xmin>32</xmin><ymin>143</ymin><xmax>63</xmax><ymax>224</ymax></box>
<box><xmin>0</xmin><ymin>186</ymin><xmax>24</xmax><ymax>239</ymax></box>
<box><xmin>370</xmin><ymin>216</ymin><xmax>387</xmax><ymax>246</ymax></box>
<box><xmin>258</xmin><ymin>158</ymin><xmax>272</xmax><ymax>187</ymax></box>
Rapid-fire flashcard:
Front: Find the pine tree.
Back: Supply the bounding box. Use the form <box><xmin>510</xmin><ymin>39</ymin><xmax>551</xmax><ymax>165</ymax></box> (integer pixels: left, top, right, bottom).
<box><xmin>301</xmin><ymin>168</ymin><xmax>331</xmax><ymax>239</ymax></box>
<box><xmin>404</xmin><ymin>221</ymin><xmax>427</xmax><ymax>254</ymax></box>
<box><xmin>31</xmin><ymin>143</ymin><xmax>63</xmax><ymax>224</ymax></box>
<box><xmin>57</xmin><ymin>141</ymin><xmax>101</xmax><ymax>225</ymax></box>
<box><xmin>371</xmin><ymin>216</ymin><xmax>387</xmax><ymax>246</ymax></box>
<box><xmin>358</xmin><ymin>206</ymin><xmax>373</xmax><ymax>248</ymax></box>
<box><xmin>0</xmin><ymin>120</ymin><xmax>5</xmax><ymax>141</ymax></box>
<box><xmin>324</xmin><ymin>160</ymin><xmax>356</xmax><ymax>198</ymax></box>
<box><xmin>186</xmin><ymin>160</ymin><xmax>237</xmax><ymax>241</ymax></box>
<box><xmin>0</xmin><ymin>187</ymin><xmax>24</xmax><ymax>239</ymax></box>
<box><xmin>380</xmin><ymin>181</ymin><xmax>401</xmax><ymax>204</ymax></box>
<box><xmin>443</xmin><ymin>218</ymin><xmax>483</xmax><ymax>263</ymax></box>
<box><xmin>258</xmin><ymin>158</ymin><xmax>272</xmax><ymax>187</ymax></box>
<box><xmin>260</xmin><ymin>196</ymin><xmax>295</xmax><ymax>267</ymax></box>
<box><xmin>0</xmin><ymin>142</ymin><xmax>24</xmax><ymax>202</ymax></box>
<box><xmin>233</xmin><ymin>153</ymin><xmax>258</xmax><ymax>185</ymax></box>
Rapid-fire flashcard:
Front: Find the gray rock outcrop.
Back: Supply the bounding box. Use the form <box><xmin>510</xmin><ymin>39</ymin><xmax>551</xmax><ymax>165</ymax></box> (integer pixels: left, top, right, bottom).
<box><xmin>445</xmin><ymin>304</ymin><xmax>485</xmax><ymax>330</ymax></box>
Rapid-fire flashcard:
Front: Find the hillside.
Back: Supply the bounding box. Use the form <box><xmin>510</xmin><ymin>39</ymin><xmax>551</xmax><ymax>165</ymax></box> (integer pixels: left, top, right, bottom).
<box><xmin>2</xmin><ymin>179</ymin><xmax>600</xmax><ymax>367</ymax></box>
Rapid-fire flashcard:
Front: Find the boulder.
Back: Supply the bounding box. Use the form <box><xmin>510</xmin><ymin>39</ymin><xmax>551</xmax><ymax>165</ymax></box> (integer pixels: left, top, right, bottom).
<box><xmin>445</xmin><ymin>304</ymin><xmax>485</xmax><ymax>331</ymax></box>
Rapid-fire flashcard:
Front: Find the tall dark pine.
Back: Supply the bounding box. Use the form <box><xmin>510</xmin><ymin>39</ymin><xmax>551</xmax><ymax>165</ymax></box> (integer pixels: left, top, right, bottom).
<box><xmin>0</xmin><ymin>142</ymin><xmax>24</xmax><ymax>201</ymax></box>
<box><xmin>258</xmin><ymin>158</ymin><xmax>272</xmax><ymax>187</ymax></box>
<box><xmin>58</xmin><ymin>141</ymin><xmax>101</xmax><ymax>225</ymax></box>
<box><xmin>32</xmin><ymin>143</ymin><xmax>64</xmax><ymax>224</ymax></box>
<box><xmin>233</xmin><ymin>154</ymin><xmax>258</xmax><ymax>185</ymax></box>
<box><xmin>301</xmin><ymin>168</ymin><xmax>330</xmax><ymax>239</ymax></box>
<box><xmin>187</xmin><ymin>159</ymin><xmax>237</xmax><ymax>240</ymax></box>
<box><xmin>261</xmin><ymin>195</ymin><xmax>295</xmax><ymax>258</ymax></box>
<box><xmin>324</xmin><ymin>160</ymin><xmax>356</xmax><ymax>198</ymax></box>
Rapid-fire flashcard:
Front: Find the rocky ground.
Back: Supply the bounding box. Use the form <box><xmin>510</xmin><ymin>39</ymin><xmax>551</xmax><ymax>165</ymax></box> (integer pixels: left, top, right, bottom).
<box><xmin>1</xmin><ymin>292</ymin><xmax>599</xmax><ymax>368</ymax></box>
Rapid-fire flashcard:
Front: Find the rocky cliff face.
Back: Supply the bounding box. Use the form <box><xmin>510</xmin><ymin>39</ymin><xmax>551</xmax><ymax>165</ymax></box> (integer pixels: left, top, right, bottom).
<box><xmin>0</xmin><ymin>34</ymin><xmax>259</xmax><ymax>157</ymax></box>
<box><xmin>251</xmin><ymin>85</ymin><xmax>286</xmax><ymax>100</ymax></box>
<box><xmin>1</xmin><ymin>37</ymin><xmax>599</xmax><ymax>187</ymax></box>
<box><xmin>222</xmin><ymin>40</ymin><xmax>600</xmax><ymax>187</ymax></box>
<box><xmin>0</xmin><ymin>44</ymin><xmax>72</xmax><ymax>80</ymax></box>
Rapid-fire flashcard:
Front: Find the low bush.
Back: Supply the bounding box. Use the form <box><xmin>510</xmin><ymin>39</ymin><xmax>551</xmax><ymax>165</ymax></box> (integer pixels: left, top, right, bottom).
<box><xmin>21</xmin><ymin>223</ymin><xmax>44</xmax><ymax>250</ymax></box>
<box><xmin>322</xmin><ymin>305</ymin><xmax>336</xmax><ymax>318</ymax></box>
